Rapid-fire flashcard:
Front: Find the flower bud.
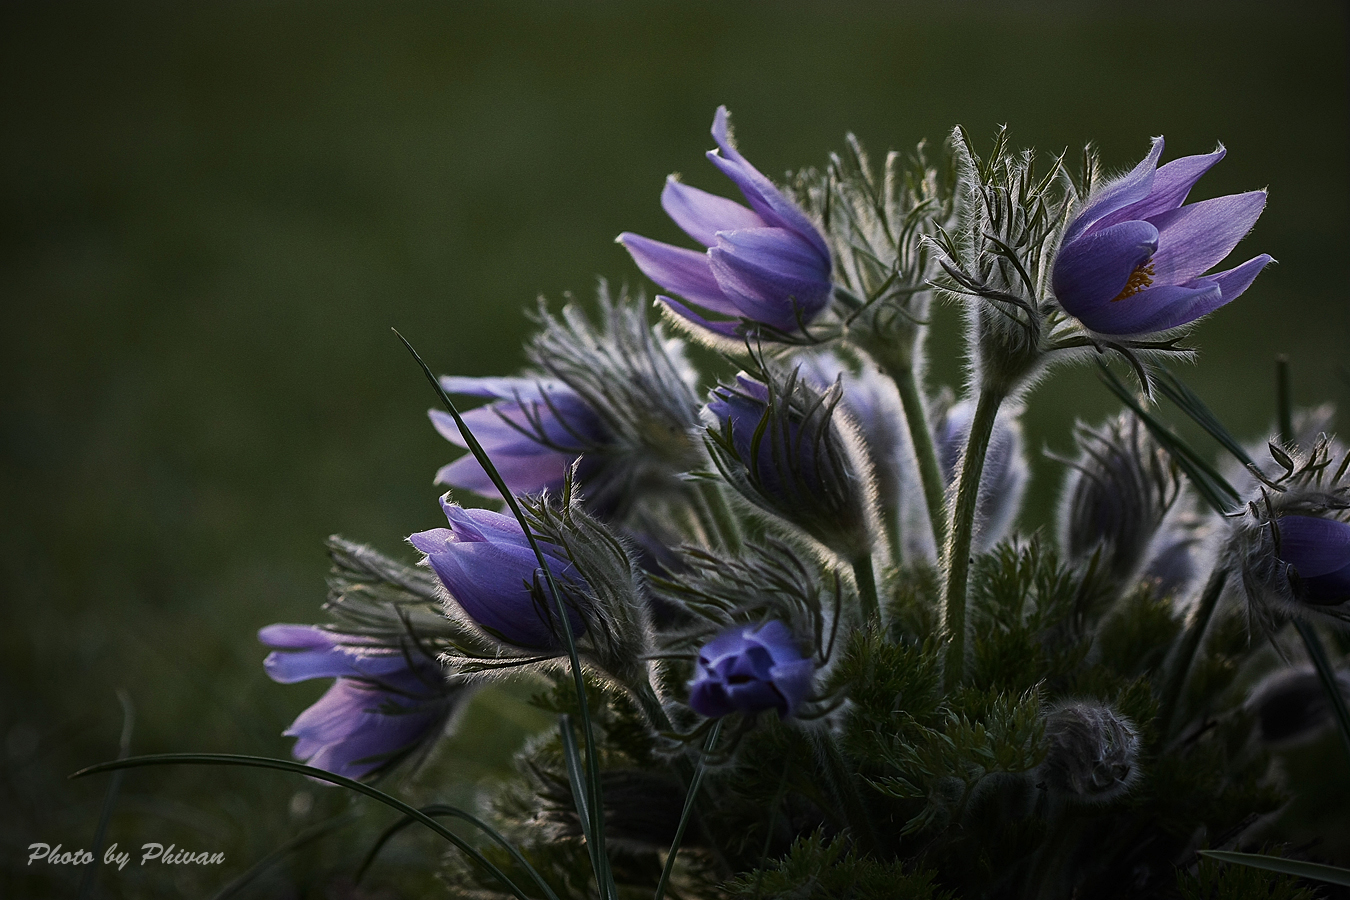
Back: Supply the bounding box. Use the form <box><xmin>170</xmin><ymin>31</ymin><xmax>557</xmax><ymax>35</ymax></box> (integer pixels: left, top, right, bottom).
<box><xmin>1038</xmin><ymin>702</ymin><xmax>1140</xmax><ymax>804</ymax></box>
<box><xmin>410</xmin><ymin>496</ymin><xmax>590</xmax><ymax>651</ymax></box>
<box><xmin>259</xmin><ymin>624</ymin><xmax>466</xmax><ymax>780</ymax></box>
<box><xmin>705</xmin><ymin>367</ymin><xmax>874</xmax><ymax>561</ymax></box>
<box><xmin>1247</xmin><ymin>666</ymin><xmax>1350</xmax><ymax>745</ymax></box>
<box><xmin>1057</xmin><ymin>413</ymin><xmax>1179</xmax><ymax>581</ymax></box>
<box><xmin>688</xmin><ymin>620</ymin><xmax>815</xmax><ymax>719</ymax></box>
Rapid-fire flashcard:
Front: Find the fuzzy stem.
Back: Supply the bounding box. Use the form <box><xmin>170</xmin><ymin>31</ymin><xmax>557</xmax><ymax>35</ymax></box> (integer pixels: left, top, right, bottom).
<box><xmin>1158</xmin><ymin>566</ymin><xmax>1228</xmax><ymax>738</ymax></box>
<box><xmin>697</xmin><ymin>479</ymin><xmax>744</xmax><ymax>553</ymax></box>
<box><xmin>852</xmin><ymin>555</ymin><xmax>881</xmax><ymax>625</ymax></box>
<box><xmin>869</xmin><ymin>343</ymin><xmax>948</xmax><ymax>556</ymax></box>
<box><xmin>1293</xmin><ymin>619</ymin><xmax>1350</xmax><ymax>762</ymax></box>
<box><xmin>811</xmin><ymin>730</ymin><xmax>880</xmax><ymax>855</ymax></box>
<box><xmin>940</xmin><ymin>387</ymin><xmax>1004</xmax><ymax>690</ymax></box>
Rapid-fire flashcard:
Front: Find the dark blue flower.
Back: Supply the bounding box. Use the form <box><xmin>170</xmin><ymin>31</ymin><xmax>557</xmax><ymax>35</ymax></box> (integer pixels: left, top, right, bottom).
<box><xmin>687</xmin><ymin>620</ymin><xmax>814</xmax><ymax>718</ymax></box>
<box><xmin>618</xmin><ymin>107</ymin><xmax>832</xmax><ymax>337</ymax></box>
<box><xmin>1052</xmin><ymin>137</ymin><xmax>1272</xmax><ymax>336</ymax></box>
<box><xmin>1277</xmin><ymin>515</ymin><xmax>1350</xmax><ymax>606</ymax></box>
<box><xmin>409</xmin><ymin>497</ymin><xmax>589</xmax><ymax>649</ymax></box>
<box><xmin>705</xmin><ymin>371</ymin><xmax>870</xmax><ymax>559</ymax></box>
<box><xmin>259</xmin><ymin>624</ymin><xmax>455</xmax><ymax>780</ymax></box>
<box><xmin>431</xmin><ymin>376</ymin><xmax>608</xmax><ymax>500</ymax></box>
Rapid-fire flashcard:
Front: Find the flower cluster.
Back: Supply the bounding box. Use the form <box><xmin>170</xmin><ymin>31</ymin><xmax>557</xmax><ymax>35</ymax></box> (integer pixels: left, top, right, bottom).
<box><xmin>249</xmin><ymin>109</ymin><xmax>1350</xmax><ymax>900</ymax></box>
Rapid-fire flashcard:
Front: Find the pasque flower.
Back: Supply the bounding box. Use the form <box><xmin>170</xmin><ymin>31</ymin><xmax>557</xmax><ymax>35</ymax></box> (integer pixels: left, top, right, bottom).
<box><xmin>706</xmin><ymin>370</ymin><xmax>871</xmax><ymax>560</ymax></box>
<box><xmin>431</xmin><ymin>376</ymin><xmax>607</xmax><ymax>500</ymax></box>
<box><xmin>687</xmin><ymin>620</ymin><xmax>814</xmax><ymax>718</ymax></box>
<box><xmin>259</xmin><ymin>624</ymin><xmax>457</xmax><ymax>780</ymax></box>
<box><xmin>410</xmin><ymin>496</ymin><xmax>590</xmax><ymax>649</ymax></box>
<box><xmin>1274</xmin><ymin>515</ymin><xmax>1350</xmax><ymax>606</ymax></box>
<box><xmin>618</xmin><ymin>106</ymin><xmax>832</xmax><ymax>337</ymax></box>
<box><xmin>1052</xmin><ymin>137</ymin><xmax>1272</xmax><ymax>336</ymax></box>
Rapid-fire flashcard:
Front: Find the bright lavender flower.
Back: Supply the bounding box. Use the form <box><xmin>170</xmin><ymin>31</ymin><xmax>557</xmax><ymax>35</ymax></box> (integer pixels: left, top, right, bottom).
<box><xmin>688</xmin><ymin>620</ymin><xmax>814</xmax><ymax>719</ymax></box>
<box><xmin>618</xmin><ymin>107</ymin><xmax>832</xmax><ymax>338</ymax></box>
<box><xmin>431</xmin><ymin>376</ymin><xmax>607</xmax><ymax>500</ymax></box>
<box><xmin>259</xmin><ymin>624</ymin><xmax>456</xmax><ymax>780</ymax></box>
<box><xmin>1052</xmin><ymin>138</ymin><xmax>1273</xmax><ymax>336</ymax></box>
<box><xmin>409</xmin><ymin>496</ymin><xmax>589</xmax><ymax>650</ymax></box>
<box><xmin>1275</xmin><ymin>515</ymin><xmax>1350</xmax><ymax>606</ymax></box>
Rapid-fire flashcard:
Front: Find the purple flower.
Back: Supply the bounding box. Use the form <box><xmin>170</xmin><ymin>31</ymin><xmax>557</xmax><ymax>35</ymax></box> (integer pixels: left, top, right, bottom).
<box><xmin>431</xmin><ymin>376</ymin><xmax>607</xmax><ymax>501</ymax></box>
<box><xmin>410</xmin><ymin>497</ymin><xmax>589</xmax><ymax>649</ymax></box>
<box><xmin>688</xmin><ymin>620</ymin><xmax>814</xmax><ymax>718</ymax></box>
<box><xmin>259</xmin><ymin>624</ymin><xmax>454</xmax><ymax>780</ymax></box>
<box><xmin>1276</xmin><ymin>515</ymin><xmax>1350</xmax><ymax>606</ymax></box>
<box><xmin>618</xmin><ymin>107</ymin><xmax>832</xmax><ymax>337</ymax></box>
<box><xmin>1052</xmin><ymin>137</ymin><xmax>1272</xmax><ymax>336</ymax></box>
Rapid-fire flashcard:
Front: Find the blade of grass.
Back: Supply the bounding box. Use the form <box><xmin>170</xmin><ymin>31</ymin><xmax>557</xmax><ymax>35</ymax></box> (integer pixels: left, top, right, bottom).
<box><xmin>654</xmin><ymin>719</ymin><xmax>723</xmax><ymax>900</ymax></box>
<box><xmin>71</xmin><ymin>753</ymin><xmax>532</xmax><ymax>900</ymax></box>
<box><xmin>1199</xmin><ymin>850</ymin><xmax>1350</xmax><ymax>888</ymax></box>
<box><xmin>212</xmin><ymin>810</ymin><xmax>361</xmax><ymax>900</ymax></box>
<box><xmin>77</xmin><ymin>689</ymin><xmax>133</xmax><ymax>900</ymax></box>
<box><xmin>395</xmin><ymin>329</ymin><xmax>616</xmax><ymax>899</ymax></box>
<box><xmin>355</xmin><ymin>803</ymin><xmax>561</xmax><ymax>900</ymax></box>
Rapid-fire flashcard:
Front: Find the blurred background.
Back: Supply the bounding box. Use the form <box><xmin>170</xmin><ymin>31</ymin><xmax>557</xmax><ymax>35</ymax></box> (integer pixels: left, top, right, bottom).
<box><xmin>2</xmin><ymin>2</ymin><xmax>1347</xmax><ymax>896</ymax></box>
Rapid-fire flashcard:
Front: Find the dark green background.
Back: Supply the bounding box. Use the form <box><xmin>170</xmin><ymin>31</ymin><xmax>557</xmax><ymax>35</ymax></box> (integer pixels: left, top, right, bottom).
<box><xmin>3</xmin><ymin>3</ymin><xmax>1347</xmax><ymax>896</ymax></box>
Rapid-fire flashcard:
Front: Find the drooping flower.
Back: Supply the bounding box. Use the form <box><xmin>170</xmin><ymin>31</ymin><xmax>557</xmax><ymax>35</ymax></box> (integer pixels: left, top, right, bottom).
<box><xmin>1052</xmin><ymin>137</ymin><xmax>1273</xmax><ymax>336</ymax></box>
<box><xmin>687</xmin><ymin>620</ymin><xmax>814</xmax><ymax>719</ymax></box>
<box><xmin>409</xmin><ymin>496</ymin><xmax>590</xmax><ymax>650</ymax></box>
<box><xmin>430</xmin><ymin>376</ymin><xmax>607</xmax><ymax>500</ymax></box>
<box><xmin>934</xmin><ymin>397</ymin><xmax>1027</xmax><ymax>553</ymax></box>
<box><xmin>618</xmin><ymin>106</ymin><xmax>832</xmax><ymax>338</ymax></box>
<box><xmin>1274</xmin><ymin>514</ymin><xmax>1350</xmax><ymax>606</ymax></box>
<box><xmin>259</xmin><ymin>624</ymin><xmax>459</xmax><ymax>780</ymax></box>
<box><xmin>706</xmin><ymin>369</ymin><xmax>872</xmax><ymax>560</ymax></box>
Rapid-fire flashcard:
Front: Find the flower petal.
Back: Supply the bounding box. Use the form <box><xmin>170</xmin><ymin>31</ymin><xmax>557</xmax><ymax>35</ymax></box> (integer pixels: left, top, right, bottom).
<box><xmin>661</xmin><ymin>176</ymin><xmax>766</xmax><ymax>247</ymax></box>
<box><xmin>1052</xmin><ymin>219</ymin><xmax>1159</xmax><ymax>314</ymax></box>
<box><xmin>1070</xmin><ymin>280</ymin><xmax>1222</xmax><ymax>335</ymax></box>
<box><xmin>1096</xmin><ymin>146</ymin><xmax>1226</xmax><ymax>228</ymax></box>
<box><xmin>437</xmin><ymin>376</ymin><xmax>568</xmax><ymax>403</ymax></box>
<box><xmin>655</xmin><ymin>295</ymin><xmax>745</xmax><ymax>338</ymax></box>
<box><xmin>1208</xmin><ymin>253</ymin><xmax>1274</xmax><ymax>303</ymax></box>
<box><xmin>1063</xmin><ymin>137</ymin><xmax>1164</xmax><ymax>244</ymax></box>
<box><xmin>1277</xmin><ymin>516</ymin><xmax>1350</xmax><ymax>578</ymax></box>
<box><xmin>707</xmin><ymin>106</ymin><xmax>831</xmax><ymax>261</ymax></box>
<box><xmin>1147</xmin><ymin>190</ymin><xmax>1267</xmax><ymax>283</ymax></box>
<box><xmin>259</xmin><ymin>624</ymin><xmax>333</xmax><ymax>651</ymax></box>
<box><xmin>408</xmin><ymin>527</ymin><xmax>453</xmax><ymax>555</ymax></box>
<box><xmin>708</xmin><ymin>228</ymin><xmax>832</xmax><ymax>329</ymax></box>
<box><xmin>434</xmin><ymin>447</ymin><xmax>573</xmax><ymax>496</ymax></box>
<box><xmin>769</xmin><ymin>658</ymin><xmax>815</xmax><ymax>715</ymax></box>
<box><xmin>618</xmin><ymin>232</ymin><xmax>738</xmax><ymax>315</ymax></box>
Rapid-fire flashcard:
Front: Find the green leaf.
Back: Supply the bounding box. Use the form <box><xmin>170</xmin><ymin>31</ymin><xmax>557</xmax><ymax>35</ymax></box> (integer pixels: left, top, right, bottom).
<box><xmin>1199</xmin><ymin>850</ymin><xmax>1350</xmax><ymax>887</ymax></box>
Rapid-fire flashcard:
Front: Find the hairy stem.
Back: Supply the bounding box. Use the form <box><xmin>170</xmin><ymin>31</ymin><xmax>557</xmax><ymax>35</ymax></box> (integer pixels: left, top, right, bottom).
<box><xmin>811</xmin><ymin>730</ymin><xmax>880</xmax><ymax>856</ymax></box>
<box><xmin>940</xmin><ymin>386</ymin><xmax>1003</xmax><ymax>690</ymax></box>
<box><xmin>852</xmin><ymin>554</ymin><xmax>881</xmax><ymax>625</ymax></box>
<box><xmin>697</xmin><ymin>479</ymin><xmax>744</xmax><ymax>553</ymax></box>
<box><xmin>891</xmin><ymin>360</ymin><xmax>949</xmax><ymax>554</ymax></box>
<box><xmin>1158</xmin><ymin>566</ymin><xmax>1228</xmax><ymax>739</ymax></box>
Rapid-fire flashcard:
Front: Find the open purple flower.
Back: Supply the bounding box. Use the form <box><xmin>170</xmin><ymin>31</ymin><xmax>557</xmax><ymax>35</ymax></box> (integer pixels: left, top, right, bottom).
<box><xmin>1276</xmin><ymin>515</ymin><xmax>1350</xmax><ymax>606</ymax></box>
<box><xmin>259</xmin><ymin>624</ymin><xmax>455</xmax><ymax>780</ymax></box>
<box><xmin>410</xmin><ymin>496</ymin><xmax>589</xmax><ymax>649</ymax></box>
<box><xmin>618</xmin><ymin>107</ymin><xmax>832</xmax><ymax>337</ymax></box>
<box><xmin>1052</xmin><ymin>137</ymin><xmax>1272</xmax><ymax>336</ymax></box>
<box><xmin>688</xmin><ymin>620</ymin><xmax>814</xmax><ymax>718</ymax></box>
<box><xmin>431</xmin><ymin>376</ymin><xmax>607</xmax><ymax>500</ymax></box>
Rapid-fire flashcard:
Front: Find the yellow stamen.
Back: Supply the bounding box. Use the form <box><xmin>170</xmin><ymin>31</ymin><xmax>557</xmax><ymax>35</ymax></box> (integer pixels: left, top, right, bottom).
<box><xmin>1111</xmin><ymin>261</ymin><xmax>1155</xmax><ymax>302</ymax></box>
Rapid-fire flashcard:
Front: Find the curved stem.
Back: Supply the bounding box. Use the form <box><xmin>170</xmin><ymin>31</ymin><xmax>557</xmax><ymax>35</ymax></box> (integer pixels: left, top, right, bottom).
<box><xmin>1157</xmin><ymin>566</ymin><xmax>1228</xmax><ymax>739</ymax></box>
<box><xmin>940</xmin><ymin>387</ymin><xmax>1004</xmax><ymax>690</ymax></box>
<box><xmin>852</xmin><ymin>555</ymin><xmax>880</xmax><ymax>625</ymax></box>
<box><xmin>891</xmin><ymin>361</ymin><xmax>949</xmax><ymax>555</ymax></box>
<box><xmin>810</xmin><ymin>730</ymin><xmax>880</xmax><ymax>856</ymax></box>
